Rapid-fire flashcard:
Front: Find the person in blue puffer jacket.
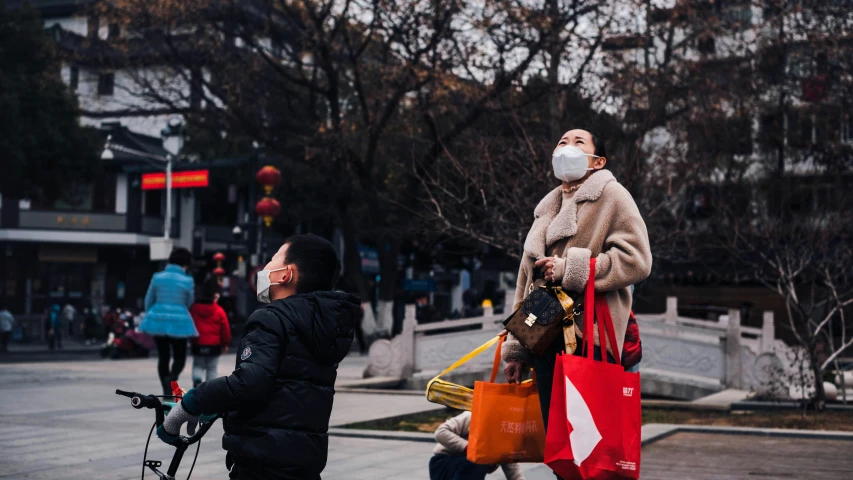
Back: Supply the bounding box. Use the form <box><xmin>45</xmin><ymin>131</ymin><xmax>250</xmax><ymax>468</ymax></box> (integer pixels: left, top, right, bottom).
<box><xmin>140</xmin><ymin>247</ymin><xmax>197</xmax><ymax>395</ymax></box>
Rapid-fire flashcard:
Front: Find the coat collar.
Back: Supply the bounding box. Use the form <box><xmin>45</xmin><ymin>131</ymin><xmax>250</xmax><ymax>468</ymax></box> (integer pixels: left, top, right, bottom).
<box><xmin>165</xmin><ymin>264</ymin><xmax>187</xmax><ymax>274</ymax></box>
<box><xmin>524</xmin><ymin>169</ymin><xmax>616</xmax><ymax>260</ymax></box>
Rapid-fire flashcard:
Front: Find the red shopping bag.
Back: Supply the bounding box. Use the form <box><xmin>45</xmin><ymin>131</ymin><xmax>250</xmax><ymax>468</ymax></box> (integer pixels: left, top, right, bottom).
<box><xmin>544</xmin><ymin>258</ymin><xmax>641</xmax><ymax>480</ymax></box>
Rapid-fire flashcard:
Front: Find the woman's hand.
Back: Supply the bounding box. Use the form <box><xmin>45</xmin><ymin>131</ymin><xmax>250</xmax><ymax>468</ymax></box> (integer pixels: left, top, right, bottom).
<box><xmin>504</xmin><ymin>360</ymin><xmax>524</xmax><ymax>384</ymax></box>
<box><xmin>534</xmin><ymin>257</ymin><xmax>556</xmax><ymax>282</ymax></box>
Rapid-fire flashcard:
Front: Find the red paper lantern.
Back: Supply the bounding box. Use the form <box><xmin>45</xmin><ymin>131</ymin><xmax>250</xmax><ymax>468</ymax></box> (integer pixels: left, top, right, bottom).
<box><xmin>213</xmin><ymin>252</ymin><xmax>225</xmax><ymax>265</ymax></box>
<box><xmin>255</xmin><ymin>197</ymin><xmax>281</xmax><ymax>227</ymax></box>
<box><xmin>256</xmin><ymin>165</ymin><xmax>282</xmax><ymax>195</ymax></box>
<box><xmin>213</xmin><ymin>267</ymin><xmax>226</xmax><ymax>278</ymax></box>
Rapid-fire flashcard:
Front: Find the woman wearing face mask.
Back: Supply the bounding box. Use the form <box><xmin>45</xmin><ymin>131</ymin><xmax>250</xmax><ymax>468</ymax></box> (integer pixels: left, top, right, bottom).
<box><xmin>140</xmin><ymin>247</ymin><xmax>198</xmax><ymax>396</ymax></box>
<box><xmin>501</xmin><ymin>129</ymin><xmax>652</xmax><ymax>472</ymax></box>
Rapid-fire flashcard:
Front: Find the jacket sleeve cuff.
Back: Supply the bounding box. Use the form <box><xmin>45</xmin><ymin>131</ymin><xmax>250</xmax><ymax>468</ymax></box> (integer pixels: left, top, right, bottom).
<box><xmin>552</xmin><ymin>257</ymin><xmax>566</xmax><ymax>283</ymax></box>
<box><xmin>561</xmin><ymin>247</ymin><xmax>592</xmax><ymax>293</ymax></box>
<box><xmin>501</xmin><ymin>334</ymin><xmax>533</xmax><ymax>367</ymax></box>
<box><xmin>181</xmin><ymin>388</ymin><xmax>200</xmax><ymax>415</ymax></box>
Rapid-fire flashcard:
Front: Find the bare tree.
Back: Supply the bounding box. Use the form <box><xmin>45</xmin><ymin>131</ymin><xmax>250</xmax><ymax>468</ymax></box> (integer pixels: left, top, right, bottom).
<box><xmin>413</xmin><ymin>0</ymin><xmax>853</xmax><ymax>407</ymax></box>
<box><xmin>98</xmin><ymin>0</ymin><xmax>594</xmax><ymax>333</ymax></box>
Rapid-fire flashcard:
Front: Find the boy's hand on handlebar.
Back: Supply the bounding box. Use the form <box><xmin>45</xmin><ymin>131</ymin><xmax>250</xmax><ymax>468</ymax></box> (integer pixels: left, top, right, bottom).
<box><xmin>156</xmin><ymin>424</ymin><xmax>181</xmax><ymax>445</ymax></box>
<box><xmin>158</xmin><ymin>393</ymin><xmax>199</xmax><ymax>444</ymax></box>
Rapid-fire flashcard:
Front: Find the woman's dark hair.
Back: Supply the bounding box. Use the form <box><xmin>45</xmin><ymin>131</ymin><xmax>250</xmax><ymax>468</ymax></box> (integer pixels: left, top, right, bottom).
<box><xmin>589</xmin><ymin>131</ymin><xmax>607</xmax><ymax>159</ymax></box>
<box><xmin>283</xmin><ymin>234</ymin><xmax>341</xmax><ymax>293</ymax></box>
<box><xmin>168</xmin><ymin>247</ymin><xmax>193</xmax><ymax>267</ymax></box>
<box><xmin>198</xmin><ymin>276</ymin><xmax>221</xmax><ymax>303</ymax></box>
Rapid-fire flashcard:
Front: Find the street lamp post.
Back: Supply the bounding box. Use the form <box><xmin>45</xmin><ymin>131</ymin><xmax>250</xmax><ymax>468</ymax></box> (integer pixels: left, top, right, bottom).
<box><xmin>101</xmin><ymin>119</ymin><xmax>183</xmax><ymax>260</ymax></box>
<box><xmin>102</xmin><ymin>137</ymin><xmax>174</xmax><ymax>240</ymax></box>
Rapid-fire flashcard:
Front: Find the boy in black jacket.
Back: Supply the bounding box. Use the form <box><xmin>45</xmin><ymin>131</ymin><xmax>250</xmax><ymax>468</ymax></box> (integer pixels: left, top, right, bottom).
<box><xmin>158</xmin><ymin>235</ymin><xmax>359</xmax><ymax>480</ymax></box>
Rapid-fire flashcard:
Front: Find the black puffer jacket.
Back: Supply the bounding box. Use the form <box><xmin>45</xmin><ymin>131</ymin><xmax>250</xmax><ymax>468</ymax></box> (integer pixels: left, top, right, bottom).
<box><xmin>192</xmin><ymin>291</ymin><xmax>359</xmax><ymax>478</ymax></box>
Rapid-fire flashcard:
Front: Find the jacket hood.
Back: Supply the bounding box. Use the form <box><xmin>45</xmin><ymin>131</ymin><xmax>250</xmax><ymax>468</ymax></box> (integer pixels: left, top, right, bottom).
<box><xmin>191</xmin><ymin>303</ymin><xmax>218</xmax><ymax>320</ymax></box>
<box><xmin>268</xmin><ymin>291</ymin><xmax>360</xmax><ymax>365</ymax></box>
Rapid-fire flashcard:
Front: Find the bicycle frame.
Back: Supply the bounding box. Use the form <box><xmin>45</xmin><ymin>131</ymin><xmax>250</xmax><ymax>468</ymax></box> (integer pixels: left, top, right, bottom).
<box><xmin>116</xmin><ymin>389</ymin><xmax>219</xmax><ymax>480</ymax></box>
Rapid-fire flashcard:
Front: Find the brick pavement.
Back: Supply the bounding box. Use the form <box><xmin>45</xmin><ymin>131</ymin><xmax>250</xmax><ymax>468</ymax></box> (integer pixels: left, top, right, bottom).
<box><xmin>0</xmin><ymin>356</ymin><xmax>498</xmax><ymax>479</ymax></box>
<box><xmin>3</xmin><ymin>356</ymin><xmax>851</xmax><ymax>479</ymax></box>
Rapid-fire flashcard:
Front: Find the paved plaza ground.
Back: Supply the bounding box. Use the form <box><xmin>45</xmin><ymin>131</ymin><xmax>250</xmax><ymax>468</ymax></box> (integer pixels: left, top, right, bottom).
<box><xmin>1</xmin><ymin>353</ymin><xmax>851</xmax><ymax>479</ymax></box>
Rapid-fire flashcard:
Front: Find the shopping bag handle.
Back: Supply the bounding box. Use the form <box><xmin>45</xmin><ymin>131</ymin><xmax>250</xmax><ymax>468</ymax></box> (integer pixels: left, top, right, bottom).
<box><xmin>583</xmin><ymin>257</ymin><xmax>622</xmax><ymax>366</ymax></box>
<box><xmin>434</xmin><ymin>336</ymin><xmax>501</xmax><ymax>379</ymax></box>
<box><xmin>489</xmin><ymin>335</ymin><xmax>506</xmax><ymax>383</ymax></box>
<box><xmin>596</xmin><ymin>296</ymin><xmax>622</xmax><ymax>366</ymax></box>
<box><xmin>584</xmin><ymin>258</ymin><xmax>596</xmax><ymax>358</ymax></box>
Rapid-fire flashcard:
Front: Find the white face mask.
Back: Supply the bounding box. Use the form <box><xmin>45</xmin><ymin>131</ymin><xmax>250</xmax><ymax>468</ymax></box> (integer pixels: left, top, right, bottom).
<box><xmin>256</xmin><ymin>267</ymin><xmax>290</xmax><ymax>303</ymax></box>
<box><xmin>552</xmin><ymin>145</ymin><xmax>599</xmax><ymax>183</ymax></box>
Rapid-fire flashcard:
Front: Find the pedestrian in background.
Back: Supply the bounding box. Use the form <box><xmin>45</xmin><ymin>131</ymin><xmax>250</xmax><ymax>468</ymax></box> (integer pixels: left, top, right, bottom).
<box><xmin>139</xmin><ymin>247</ymin><xmax>197</xmax><ymax>396</ymax></box>
<box><xmin>190</xmin><ymin>276</ymin><xmax>232</xmax><ymax>387</ymax></box>
<box><xmin>82</xmin><ymin>307</ymin><xmax>98</xmax><ymax>345</ymax></box>
<box><xmin>62</xmin><ymin>302</ymin><xmax>77</xmax><ymax>339</ymax></box>
<box><xmin>430</xmin><ymin>411</ymin><xmax>525</xmax><ymax>480</ymax></box>
<box><xmin>46</xmin><ymin>304</ymin><xmax>62</xmax><ymax>350</ymax></box>
<box><xmin>0</xmin><ymin>303</ymin><xmax>14</xmax><ymax>353</ymax></box>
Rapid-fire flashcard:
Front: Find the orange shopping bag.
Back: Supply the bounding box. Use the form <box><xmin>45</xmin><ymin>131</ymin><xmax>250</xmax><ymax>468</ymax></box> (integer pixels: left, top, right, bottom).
<box><xmin>467</xmin><ymin>335</ymin><xmax>546</xmax><ymax>465</ymax></box>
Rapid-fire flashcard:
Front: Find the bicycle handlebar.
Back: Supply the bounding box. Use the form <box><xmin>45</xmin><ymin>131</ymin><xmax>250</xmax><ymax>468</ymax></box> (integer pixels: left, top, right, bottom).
<box><xmin>117</xmin><ymin>389</ymin><xmax>219</xmax><ymax>479</ymax></box>
<box><xmin>116</xmin><ymin>389</ymin><xmax>166</xmax><ymax>425</ymax></box>
<box><xmin>115</xmin><ymin>389</ymin><xmax>218</xmax><ymax>444</ymax></box>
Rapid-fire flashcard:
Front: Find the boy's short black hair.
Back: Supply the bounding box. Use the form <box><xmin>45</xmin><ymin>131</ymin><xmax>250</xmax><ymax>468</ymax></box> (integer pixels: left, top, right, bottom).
<box><xmin>198</xmin><ymin>276</ymin><xmax>221</xmax><ymax>303</ymax></box>
<box><xmin>168</xmin><ymin>247</ymin><xmax>193</xmax><ymax>267</ymax></box>
<box><xmin>283</xmin><ymin>234</ymin><xmax>341</xmax><ymax>293</ymax></box>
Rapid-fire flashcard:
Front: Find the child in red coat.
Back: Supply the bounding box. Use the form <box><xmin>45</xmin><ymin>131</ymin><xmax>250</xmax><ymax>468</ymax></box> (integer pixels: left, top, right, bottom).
<box><xmin>190</xmin><ymin>277</ymin><xmax>232</xmax><ymax>387</ymax></box>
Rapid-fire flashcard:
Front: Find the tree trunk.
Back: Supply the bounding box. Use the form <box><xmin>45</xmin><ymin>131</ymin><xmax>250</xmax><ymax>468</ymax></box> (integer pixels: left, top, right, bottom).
<box><xmin>375</xmin><ymin>236</ymin><xmax>401</xmax><ymax>337</ymax></box>
<box><xmin>338</xmin><ymin>200</ymin><xmax>376</xmax><ymax>339</ymax></box>
<box><xmin>811</xmin><ymin>352</ymin><xmax>827</xmax><ymax>412</ymax></box>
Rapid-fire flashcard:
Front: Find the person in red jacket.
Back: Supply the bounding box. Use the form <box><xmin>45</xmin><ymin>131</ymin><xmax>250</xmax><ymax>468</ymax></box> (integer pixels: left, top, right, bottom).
<box><xmin>190</xmin><ymin>276</ymin><xmax>232</xmax><ymax>388</ymax></box>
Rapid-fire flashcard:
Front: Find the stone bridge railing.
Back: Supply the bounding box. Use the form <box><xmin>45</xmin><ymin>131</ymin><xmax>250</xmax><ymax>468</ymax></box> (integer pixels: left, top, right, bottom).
<box><xmin>364</xmin><ymin>293</ymin><xmax>791</xmax><ymax>400</ymax></box>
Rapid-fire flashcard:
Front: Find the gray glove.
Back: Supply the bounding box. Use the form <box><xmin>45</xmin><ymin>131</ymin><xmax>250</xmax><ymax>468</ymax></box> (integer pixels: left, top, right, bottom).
<box><xmin>162</xmin><ymin>401</ymin><xmax>199</xmax><ymax>436</ymax></box>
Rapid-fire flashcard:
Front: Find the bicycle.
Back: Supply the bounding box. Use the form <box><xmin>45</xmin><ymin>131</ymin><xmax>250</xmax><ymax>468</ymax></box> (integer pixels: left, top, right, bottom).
<box><xmin>115</xmin><ymin>389</ymin><xmax>219</xmax><ymax>480</ymax></box>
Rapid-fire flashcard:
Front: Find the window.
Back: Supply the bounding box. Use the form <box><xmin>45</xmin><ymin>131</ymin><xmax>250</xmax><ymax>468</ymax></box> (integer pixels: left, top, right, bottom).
<box><xmin>196</xmin><ymin>174</ymin><xmax>239</xmax><ymax>226</ymax></box>
<box><xmin>98</xmin><ymin>72</ymin><xmax>115</xmax><ymax>96</ymax></box>
<box><xmin>51</xmin><ymin>183</ymin><xmax>93</xmax><ymax>211</ymax></box>
<box><xmin>108</xmin><ymin>23</ymin><xmax>120</xmax><ymax>39</ymax></box>
<box><xmin>93</xmin><ymin>173</ymin><xmax>117</xmax><ymax>213</ymax></box>
<box><xmin>144</xmin><ymin>190</ymin><xmax>163</xmax><ymax>217</ymax></box>
<box><xmin>69</xmin><ymin>66</ymin><xmax>79</xmax><ymax>90</ymax></box>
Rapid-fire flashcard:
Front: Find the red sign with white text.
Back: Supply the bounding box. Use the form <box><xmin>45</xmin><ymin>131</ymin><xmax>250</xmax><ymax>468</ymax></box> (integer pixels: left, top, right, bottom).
<box><xmin>142</xmin><ymin>170</ymin><xmax>209</xmax><ymax>190</ymax></box>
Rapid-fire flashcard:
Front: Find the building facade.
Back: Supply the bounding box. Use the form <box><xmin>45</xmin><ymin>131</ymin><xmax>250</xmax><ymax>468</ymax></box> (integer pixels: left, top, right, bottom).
<box><xmin>0</xmin><ymin>1</ymin><xmax>280</xmax><ymax>336</ymax></box>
